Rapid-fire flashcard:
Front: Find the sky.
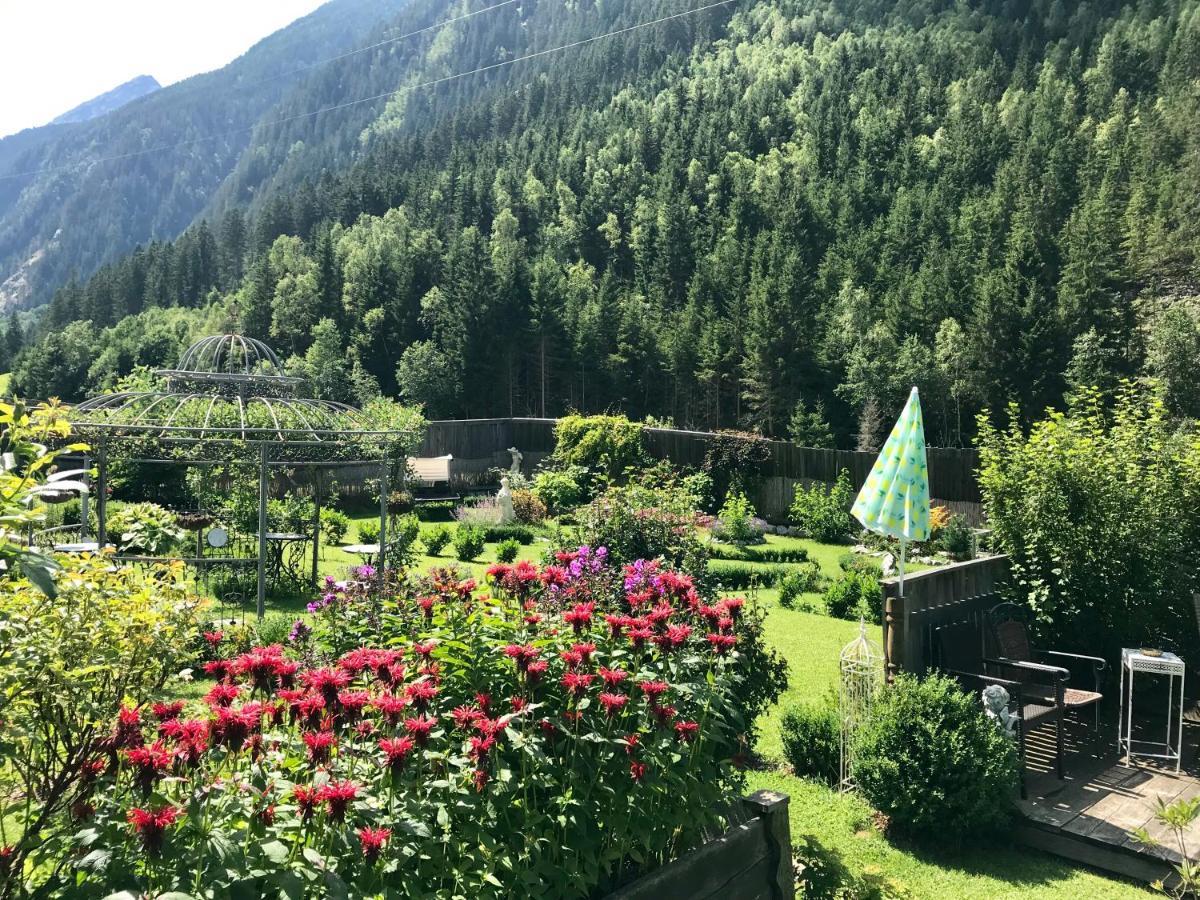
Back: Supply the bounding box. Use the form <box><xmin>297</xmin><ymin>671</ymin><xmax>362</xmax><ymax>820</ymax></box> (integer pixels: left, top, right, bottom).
<box><xmin>0</xmin><ymin>0</ymin><xmax>329</xmax><ymax>138</ymax></box>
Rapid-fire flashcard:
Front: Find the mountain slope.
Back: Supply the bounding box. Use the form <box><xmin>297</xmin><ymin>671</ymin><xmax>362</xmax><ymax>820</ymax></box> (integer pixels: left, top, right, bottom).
<box><xmin>49</xmin><ymin>75</ymin><xmax>162</xmax><ymax>126</ymax></box>
<box><xmin>0</xmin><ymin>0</ymin><xmax>410</xmax><ymax>310</ymax></box>
<box><xmin>10</xmin><ymin>0</ymin><xmax>1200</xmax><ymax>448</ymax></box>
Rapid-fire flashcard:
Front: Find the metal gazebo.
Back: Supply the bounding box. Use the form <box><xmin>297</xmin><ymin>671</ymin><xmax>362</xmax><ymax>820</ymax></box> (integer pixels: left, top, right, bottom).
<box><xmin>69</xmin><ymin>333</ymin><xmax>416</xmax><ymax>617</ymax></box>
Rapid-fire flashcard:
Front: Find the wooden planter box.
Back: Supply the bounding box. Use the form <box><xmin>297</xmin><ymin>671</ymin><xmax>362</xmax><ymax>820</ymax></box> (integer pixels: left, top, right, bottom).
<box><xmin>604</xmin><ymin>790</ymin><xmax>794</xmax><ymax>900</ymax></box>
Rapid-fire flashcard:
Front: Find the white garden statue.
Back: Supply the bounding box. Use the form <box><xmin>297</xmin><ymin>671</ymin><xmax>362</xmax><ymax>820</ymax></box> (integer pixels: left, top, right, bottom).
<box><xmin>507</xmin><ymin>446</ymin><xmax>523</xmax><ymax>475</ymax></box>
<box><xmin>497</xmin><ymin>475</ymin><xmax>516</xmax><ymax>524</ymax></box>
<box><xmin>981</xmin><ymin>684</ymin><xmax>1017</xmax><ymax>738</ymax></box>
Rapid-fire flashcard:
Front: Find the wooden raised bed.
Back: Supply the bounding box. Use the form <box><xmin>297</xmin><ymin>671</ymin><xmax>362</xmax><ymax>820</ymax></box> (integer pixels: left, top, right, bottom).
<box><xmin>604</xmin><ymin>790</ymin><xmax>794</xmax><ymax>900</ymax></box>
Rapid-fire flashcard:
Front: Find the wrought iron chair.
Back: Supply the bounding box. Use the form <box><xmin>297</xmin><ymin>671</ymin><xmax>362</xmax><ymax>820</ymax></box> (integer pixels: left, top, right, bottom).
<box><xmin>934</xmin><ymin>620</ymin><xmax>1062</xmax><ymax>795</ymax></box>
<box><xmin>986</xmin><ymin>602</ymin><xmax>1105</xmax><ymax>730</ymax></box>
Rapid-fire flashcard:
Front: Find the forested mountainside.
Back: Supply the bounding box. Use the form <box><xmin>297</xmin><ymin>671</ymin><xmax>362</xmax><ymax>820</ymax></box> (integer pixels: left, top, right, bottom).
<box><xmin>0</xmin><ymin>0</ymin><xmax>410</xmax><ymax>309</ymax></box>
<box><xmin>9</xmin><ymin>0</ymin><xmax>1200</xmax><ymax>448</ymax></box>
<box><xmin>48</xmin><ymin>75</ymin><xmax>162</xmax><ymax>126</ymax></box>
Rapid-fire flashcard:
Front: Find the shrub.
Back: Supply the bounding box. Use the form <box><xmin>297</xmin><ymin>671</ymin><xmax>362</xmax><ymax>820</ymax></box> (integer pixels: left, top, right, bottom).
<box><xmin>252</xmin><ymin>612</ymin><xmax>294</xmax><ymax>646</ymax></box>
<box><xmin>414</xmin><ymin>499</ymin><xmax>456</xmax><ymax>521</ymax></box>
<box><xmin>454</xmin><ymin>523</ymin><xmax>487</xmax><ymax>561</ymax></box>
<box><xmin>357</xmin><ymin>518</ymin><xmax>381</xmax><ymax>544</ymax></box>
<box><xmin>512</xmin><ymin>488</ymin><xmax>547</xmax><ymax>524</ymax></box>
<box><xmin>578</xmin><ymin>478</ymin><xmax>705</xmax><ymax>571</ymax></box>
<box><xmin>454</xmin><ymin>496</ymin><xmax>502</xmax><ymax>525</ymax></box>
<box><xmin>977</xmin><ymin>384</ymin><xmax>1200</xmax><ymax>661</ymax></box>
<box><xmin>57</xmin><ymin>552</ymin><xmax>785</xmax><ymax>898</ymax></box>
<box><xmin>778</xmin><ymin>562</ymin><xmax>826</xmax><ymax>609</ymax></box>
<box><xmin>823</xmin><ymin>571</ymin><xmax>883</xmax><ymax>622</ymax></box>
<box><xmin>387</xmin><ymin>489</ymin><xmax>415</xmax><ymax>514</ymax></box>
<box><xmin>480</xmin><ymin>524</ymin><xmax>535</xmax><ymax>544</ymax></box>
<box><xmin>702</xmin><ymin>429</ymin><xmax>771</xmax><ymax>508</ymax></box>
<box><xmin>551</xmin><ymin>413</ymin><xmax>647</xmax><ymax>485</ymax></box>
<box><xmin>938</xmin><ymin>513</ymin><xmax>974</xmax><ymax>560</ymax></box>
<box><xmin>495</xmin><ymin>537</ymin><xmax>521</xmax><ymax>562</ymax></box>
<box><xmin>107</xmin><ymin>501</ymin><xmax>185</xmax><ymax>554</ymax></box>
<box><xmin>532</xmin><ymin>463</ymin><xmax>589</xmax><ymax>513</ymax></box>
<box><xmin>386</xmin><ymin>513</ymin><xmax>422</xmax><ymax>570</ymax></box>
<box><xmin>854</xmin><ymin>673</ymin><xmax>1018</xmax><ymax>839</ymax></box>
<box><xmin>423</xmin><ymin>523</ymin><xmax>452</xmax><ymax>556</ymax></box>
<box><xmin>789</xmin><ymin>470</ymin><xmax>854</xmax><ymax>543</ymax></box>
<box><xmin>0</xmin><ymin>556</ymin><xmax>202</xmax><ymax>889</ymax></box>
<box><xmin>319</xmin><ymin>508</ymin><xmax>350</xmax><ymax>545</ymax></box>
<box><xmin>781</xmin><ymin>703</ymin><xmax>840</xmax><ymax>784</ymax></box>
<box><xmin>838</xmin><ymin>552</ymin><xmax>882</xmax><ymax>577</ymax></box>
<box><xmin>707</xmin><ymin>560</ymin><xmax>773</xmax><ymax>590</ymax></box>
<box><xmin>708</xmin><ymin>544</ymin><xmax>810</xmax><ymax>564</ymax></box>
<box><xmin>714</xmin><ymin>490</ymin><xmax>763</xmax><ymax>546</ymax></box>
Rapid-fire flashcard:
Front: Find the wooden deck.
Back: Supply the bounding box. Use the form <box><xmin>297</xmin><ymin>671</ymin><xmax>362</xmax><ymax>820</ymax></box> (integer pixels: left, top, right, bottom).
<box><xmin>1014</xmin><ymin>714</ymin><xmax>1199</xmax><ymax>886</ymax></box>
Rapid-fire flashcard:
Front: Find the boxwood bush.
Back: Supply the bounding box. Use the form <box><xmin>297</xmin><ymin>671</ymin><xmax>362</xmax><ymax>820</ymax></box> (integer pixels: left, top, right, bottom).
<box><xmin>453</xmin><ymin>523</ymin><xmax>487</xmax><ymax>561</ymax></box>
<box><xmin>422</xmin><ymin>523</ymin><xmax>452</xmax><ymax>556</ymax></box>
<box><xmin>854</xmin><ymin>673</ymin><xmax>1018</xmax><ymax>839</ymax></box>
<box><xmin>781</xmin><ymin>703</ymin><xmax>840</xmax><ymax>785</ymax></box>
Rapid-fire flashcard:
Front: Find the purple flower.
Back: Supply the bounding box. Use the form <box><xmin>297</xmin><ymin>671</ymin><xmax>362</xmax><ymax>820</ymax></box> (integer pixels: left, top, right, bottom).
<box><xmin>355</xmin><ymin>565</ymin><xmax>377</xmax><ymax>579</ymax></box>
<box><xmin>288</xmin><ymin>619</ymin><xmax>312</xmax><ymax>643</ymax></box>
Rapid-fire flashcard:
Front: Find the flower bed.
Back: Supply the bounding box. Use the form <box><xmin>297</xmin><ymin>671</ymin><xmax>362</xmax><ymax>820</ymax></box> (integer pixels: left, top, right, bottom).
<box><xmin>45</xmin><ymin>548</ymin><xmax>786</xmax><ymax>897</ymax></box>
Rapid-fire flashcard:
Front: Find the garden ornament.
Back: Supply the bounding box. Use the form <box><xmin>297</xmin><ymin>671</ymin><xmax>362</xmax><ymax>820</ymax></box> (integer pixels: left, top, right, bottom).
<box><xmin>981</xmin><ymin>684</ymin><xmax>1017</xmax><ymax>738</ymax></box>
<box><xmin>497</xmin><ymin>475</ymin><xmax>516</xmax><ymax>524</ymax></box>
<box><xmin>507</xmin><ymin>446</ymin><xmax>523</xmax><ymax>474</ymax></box>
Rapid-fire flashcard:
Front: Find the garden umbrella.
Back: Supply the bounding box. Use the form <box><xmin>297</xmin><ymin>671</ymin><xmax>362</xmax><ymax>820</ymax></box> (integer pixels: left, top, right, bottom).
<box><xmin>850</xmin><ymin>386</ymin><xmax>931</xmax><ymax>598</ymax></box>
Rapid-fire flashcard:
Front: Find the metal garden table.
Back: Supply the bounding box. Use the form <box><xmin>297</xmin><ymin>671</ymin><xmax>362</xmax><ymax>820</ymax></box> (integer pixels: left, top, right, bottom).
<box><xmin>1119</xmin><ymin>647</ymin><xmax>1184</xmax><ymax>771</ymax></box>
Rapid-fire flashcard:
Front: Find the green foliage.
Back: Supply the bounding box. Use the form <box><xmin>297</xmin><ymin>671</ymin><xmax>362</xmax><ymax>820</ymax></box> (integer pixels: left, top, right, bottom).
<box><xmin>781</xmin><ymin>703</ymin><xmax>840</xmax><ymax>785</ymax></box>
<box><xmin>319</xmin><ymin>507</ymin><xmax>350</xmax><ymax>545</ymax></box>
<box><xmin>707</xmin><ymin>560</ymin><xmax>774</xmax><ymax>591</ymax></box>
<box><xmin>977</xmin><ymin>384</ymin><xmax>1200</xmax><ymax>662</ymax></box>
<box><xmin>480</xmin><ymin>524</ymin><xmax>535</xmax><ymax>545</ymax></box>
<box><xmin>790</xmin><ymin>471</ymin><xmax>855</xmax><ymax>544</ymax></box>
<box><xmin>0</xmin><ymin>400</ymin><xmax>87</xmax><ymax>595</ymax></box>
<box><xmin>495</xmin><ymin>537</ymin><xmax>521</xmax><ymax>563</ymax></box>
<box><xmin>413</xmin><ymin>499</ymin><xmax>456</xmax><ymax>521</ymax></box>
<box><xmin>0</xmin><ymin>556</ymin><xmax>203</xmax><ymax>887</ymax></box>
<box><xmin>937</xmin><ymin>514</ymin><xmax>974</xmax><ymax>560</ymax></box>
<box><xmin>551</xmin><ymin>414</ymin><xmax>647</xmax><ymax>489</ymax></box>
<box><xmin>703</xmin><ymin>430</ymin><xmax>771</xmax><ymax>507</ymax></box>
<box><xmin>715</xmin><ymin>490</ymin><xmax>762</xmax><ymax>546</ymax></box>
<box><xmin>854</xmin><ymin>674</ymin><xmax>1018</xmax><ymax>839</ymax></box>
<box><xmin>453</xmin><ymin>523</ymin><xmax>486</xmax><ymax>562</ymax></box>
<box><xmin>823</xmin><ymin>572</ymin><xmax>883</xmax><ymax>622</ymax></box>
<box><xmin>1131</xmin><ymin>796</ymin><xmax>1200</xmax><ymax>899</ymax></box>
<box><xmin>532</xmin><ymin>464</ymin><xmax>589</xmax><ymax>514</ymax></box>
<box><xmin>778</xmin><ymin>562</ymin><xmax>827</xmax><ymax>609</ymax></box>
<box><xmin>106</xmin><ymin>502</ymin><xmax>185</xmax><ymax>555</ymax></box>
<box><xmin>789</xmin><ymin>399</ymin><xmax>835</xmax><ymax>449</ymax></box>
<box><xmin>838</xmin><ymin>553</ymin><xmax>882</xmax><ymax>577</ymax></box>
<box><xmin>422</xmin><ymin>523</ymin><xmax>452</xmax><ymax>556</ymax></box>
<box><xmin>578</xmin><ymin>475</ymin><xmax>705</xmax><ymax>571</ymax></box>
<box><xmin>511</xmin><ymin>488</ymin><xmax>547</xmax><ymax>525</ymax></box>
<box><xmin>357</xmin><ymin>518</ymin><xmax>381</xmax><ymax>544</ymax></box>
<box><xmin>386</xmin><ymin>512</ymin><xmax>422</xmax><ymax>570</ymax></box>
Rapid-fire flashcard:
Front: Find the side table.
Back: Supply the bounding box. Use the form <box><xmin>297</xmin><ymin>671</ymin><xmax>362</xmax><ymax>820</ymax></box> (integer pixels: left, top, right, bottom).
<box><xmin>1118</xmin><ymin>647</ymin><xmax>1184</xmax><ymax>771</ymax></box>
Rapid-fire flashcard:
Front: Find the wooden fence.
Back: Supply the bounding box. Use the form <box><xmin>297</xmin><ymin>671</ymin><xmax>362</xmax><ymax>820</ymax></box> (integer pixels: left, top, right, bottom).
<box><xmin>419</xmin><ymin>418</ymin><xmax>983</xmax><ymax>520</ymax></box>
<box><xmin>604</xmin><ymin>790</ymin><xmax>793</xmax><ymax>900</ymax></box>
<box><xmin>882</xmin><ymin>555</ymin><xmax>1012</xmax><ymax>679</ymax></box>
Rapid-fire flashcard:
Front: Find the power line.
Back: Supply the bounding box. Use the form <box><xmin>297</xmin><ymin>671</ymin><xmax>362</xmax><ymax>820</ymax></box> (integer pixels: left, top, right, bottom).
<box><xmin>0</xmin><ymin>0</ymin><xmax>734</xmax><ymax>183</ymax></box>
<box><xmin>163</xmin><ymin>0</ymin><xmax>522</xmax><ymax>104</ymax></box>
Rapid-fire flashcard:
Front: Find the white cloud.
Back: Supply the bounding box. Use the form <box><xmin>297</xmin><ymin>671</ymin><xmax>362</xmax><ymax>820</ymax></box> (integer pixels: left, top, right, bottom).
<box><xmin>0</xmin><ymin>0</ymin><xmax>328</xmax><ymax>137</ymax></box>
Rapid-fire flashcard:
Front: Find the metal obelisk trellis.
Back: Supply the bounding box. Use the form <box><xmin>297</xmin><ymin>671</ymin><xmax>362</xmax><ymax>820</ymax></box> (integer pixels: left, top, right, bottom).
<box><xmin>839</xmin><ymin>618</ymin><xmax>884</xmax><ymax>792</ymax></box>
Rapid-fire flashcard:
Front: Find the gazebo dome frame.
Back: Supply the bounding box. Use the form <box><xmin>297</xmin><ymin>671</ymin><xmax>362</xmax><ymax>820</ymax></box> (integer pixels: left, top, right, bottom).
<box><xmin>70</xmin><ymin>333</ymin><xmax>416</xmax><ymax>617</ymax></box>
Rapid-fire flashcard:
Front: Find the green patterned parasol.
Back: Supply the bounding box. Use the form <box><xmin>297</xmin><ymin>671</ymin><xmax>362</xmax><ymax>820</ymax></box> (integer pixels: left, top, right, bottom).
<box><xmin>851</xmin><ymin>387</ymin><xmax>930</xmax><ymax>594</ymax></box>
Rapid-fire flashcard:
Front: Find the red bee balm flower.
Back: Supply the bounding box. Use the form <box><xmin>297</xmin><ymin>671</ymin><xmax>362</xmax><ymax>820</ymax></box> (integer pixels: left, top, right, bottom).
<box><xmin>629</xmin><ymin>761</ymin><xmax>648</xmax><ymax>782</ymax></box>
<box><xmin>404</xmin><ymin>679</ymin><xmax>439</xmax><ymax>710</ymax></box>
<box><xmin>403</xmin><ymin>715</ymin><xmax>437</xmax><ymax>745</ymax></box>
<box><xmin>124</xmin><ymin>741</ymin><xmax>171</xmax><ymax>795</ymax></box>
<box><xmin>114</xmin><ymin>705</ymin><xmax>144</xmax><ymax>749</ymax></box>
<box><xmin>562</xmin><ymin>602</ymin><xmax>595</xmax><ymax>633</ymax></box>
<box><xmin>127</xmin><ymin>805</ymin><xmax>180</xmax><ymax>855</ymax></box>
<box><xmin>358</xmin><ymin>826</ymin><xmax>391</xmax><ymax>862</ymax></box>
<box><xmin>379</xmin><ymin>736</ymin><xmax>415</xmax><ymax>774</ymax></box>
<box><xmin>303</xmin><ymin>730</ymin><xmax>336</xmax><ymax>764</ymax></box>
<box><xmin>292</xmin><ymin>785</ymin><xmax>319</xmax><ymax>821</ymax></box>
<box><xmin>301</xmin><ymin>666</ymin><xmax>352</xmax><ymax>702</ymax></box>
<box><xmin>561</xmin><ymin>672</ymin><xmax>594</xmax><ymax>697</ymax></box>
<box><xmin>151</xmin><ymin>700</ymin><xmax>185</xmax><ymax>722</ymax></box>
<box><xmin>638</xmin><ymin>680</ymin><xmax>670</xmax><ymax>700</ymax></box>
<box><xmin>598</xmin><ymin>692</ymin><xmax>628</xmax><ymax>716</ymax></box>
<box><xmin>316</xmin><ymin>780</ymin><xmax>359</xmax><ymax>822</ymax></box>
<box><xmin>706</xmin><ymin>633</ymin><xmax>738</xmax><ymax>655</ymax></box>
<box><xmin>599</xmin><ymin>667</ymin><xmax>628</xmax><ymax>687</ymax></box>
<box><xmin>674</xmin><ymin>720</ymin><xmax>700</xmax><ymax>742</ymax></box>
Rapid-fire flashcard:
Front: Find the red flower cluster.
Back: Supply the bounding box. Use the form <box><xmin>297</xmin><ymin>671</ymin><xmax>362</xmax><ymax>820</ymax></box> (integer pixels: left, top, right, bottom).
<box><xmin>127</xmin><ymin>805</ymin><xmax>180</xmax><ymax>855</ymax></box>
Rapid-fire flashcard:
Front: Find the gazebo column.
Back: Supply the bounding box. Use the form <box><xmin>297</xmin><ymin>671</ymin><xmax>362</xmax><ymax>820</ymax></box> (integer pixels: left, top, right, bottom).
<box><xmin>379</xmin><ymin>463</ymin><xmax>389</xmax><ymax>582</ymax></box>
<box><xmin>257</xmin><ymin>443</ymin><xmax>269</xmax><ymax>619</ymax></box>
<box><xmin>311</xmin><ymin>468</ymin><xmax>322</xmax><ymax>585</ymax></box>
<box><xmin>96</xmin><ymin>439</ymin><xmax>108</xmax><ymax>549</ymax></box>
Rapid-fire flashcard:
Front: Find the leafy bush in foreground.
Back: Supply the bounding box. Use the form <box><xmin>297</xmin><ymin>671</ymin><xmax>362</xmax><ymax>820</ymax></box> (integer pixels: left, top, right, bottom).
<box><xmin>854</xmin><ymin>674</ymin><xmax>1017</xmax><ymax>839</ymax></box>
<box><xmin>790</xmin><ymin>470</ymin><xmax>854</xmax><ymax>544</ymax></box>
<box><xmin>51</xmin><ymin>552</ymin><xmax>785</xmax><ymax>898</ymax></box>
<box><xmin>823</xmin><ymin>571</ymin><xmax>883</xmax><ymax>622</ymax></box>
<box><xmin>453</xmin><ymin>523</ymin><xmax>486</xmax><ymax>561</ymax></box>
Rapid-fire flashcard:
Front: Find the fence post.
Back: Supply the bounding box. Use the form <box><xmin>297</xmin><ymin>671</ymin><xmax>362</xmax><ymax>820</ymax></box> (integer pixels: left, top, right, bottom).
<box><xmin>744</xmin><ymin>790</ymin><xmax>794</xmax><ymax>900</ymax></box>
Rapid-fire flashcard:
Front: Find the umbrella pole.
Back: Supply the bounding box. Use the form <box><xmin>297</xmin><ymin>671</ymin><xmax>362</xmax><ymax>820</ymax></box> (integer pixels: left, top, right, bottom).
<box><xmin>898</xmin><ymin>539</ymin><xmax>907</xmax><ymax>599</ymax></box>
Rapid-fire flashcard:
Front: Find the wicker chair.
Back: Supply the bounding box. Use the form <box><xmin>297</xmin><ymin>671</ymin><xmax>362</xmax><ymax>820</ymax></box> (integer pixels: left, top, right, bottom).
<box><xmin>934</xmin><ymin>620</ymin><xmax>1065</xmax><ymax>794</ymax></box>
<box><xmin>986</xmin><ymin>602</ymin><xmax>1105</xmax><ymax>730</ymax></box>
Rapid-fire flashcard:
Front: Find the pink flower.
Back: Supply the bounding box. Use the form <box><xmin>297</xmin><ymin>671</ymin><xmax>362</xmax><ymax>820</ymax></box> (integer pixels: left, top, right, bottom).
<box><xmin>403</xmin><ymin>715</ymin><xmax>437</xmax><ymax>746</ymax></box>
<box><xmin>303</xmin><ymin>730</ymin><xmax>336</xmax><ymax>764</ymax></box>
<box><xmin>379</xmin><ymin>736</ymin><xmax>415</xmax><ymax>774</ymax></box>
